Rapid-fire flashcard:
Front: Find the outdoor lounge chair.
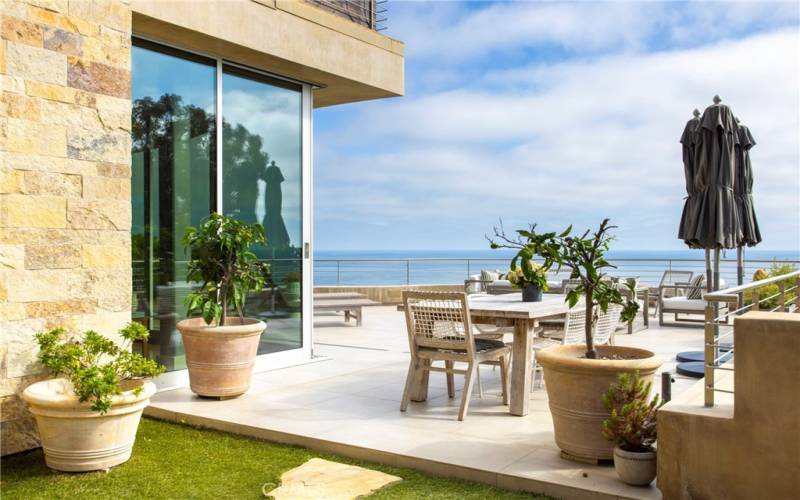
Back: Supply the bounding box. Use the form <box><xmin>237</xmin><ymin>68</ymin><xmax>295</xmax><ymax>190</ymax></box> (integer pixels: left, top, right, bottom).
<box><xmin>653</xmin><ymin>270</ymin><xmax>694</xmax><ymax>317</ymax></box>
<box><xmin>658</xmin><ymin>275</ymin><xmax>728</xmax><ymax>325</ymax></box>
<box><xmin>400</xmin><ymin>291</ymin><xmax>511</xmax><ymax>420</ymax></box>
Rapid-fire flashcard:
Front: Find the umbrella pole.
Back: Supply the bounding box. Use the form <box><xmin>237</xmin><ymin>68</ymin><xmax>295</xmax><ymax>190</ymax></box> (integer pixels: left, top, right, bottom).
<box><xmin>737</xmin><ymin>246</ymin><xmax>745</xmax><ymax>310</ymax></box>
<box><xmin>705</xmin><ymin>249</ymin><xmax>712</xmax><ymax>293</ymax></box>
<box><xmin>713</xmin><ymin>248</ymin><xmax>720</xmax><ymax>345</ymax></box>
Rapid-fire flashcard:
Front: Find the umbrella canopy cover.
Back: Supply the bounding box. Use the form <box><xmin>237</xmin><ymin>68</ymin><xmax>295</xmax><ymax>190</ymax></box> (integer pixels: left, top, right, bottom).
<box><xmin>685</xmin><ymin>101</ymin><xmax>742</xmax><ymax>249</ymax></box>
<box><xmin>678</xmin><ymin>113</ymin><xmax>702</xmax><ymax>243</ymax></box>
<box><xmin>735</xmin><ymin>124</ymin><xmax>762</xmax><ymax>246</ymax></box>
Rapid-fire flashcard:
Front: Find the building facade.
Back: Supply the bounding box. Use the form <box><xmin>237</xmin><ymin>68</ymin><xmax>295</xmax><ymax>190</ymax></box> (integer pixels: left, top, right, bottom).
<box><xmin>0</xmin><ymin>0</ymin><xmax>403</xmax><ymax>455</ymax></box>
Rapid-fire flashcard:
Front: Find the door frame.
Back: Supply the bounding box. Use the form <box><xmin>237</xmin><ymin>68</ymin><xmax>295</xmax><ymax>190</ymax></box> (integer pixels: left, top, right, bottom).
<box><xmin>132</xmin><ymin>37</ymin><xmax>314</xmax><ymax>389</ymax></box>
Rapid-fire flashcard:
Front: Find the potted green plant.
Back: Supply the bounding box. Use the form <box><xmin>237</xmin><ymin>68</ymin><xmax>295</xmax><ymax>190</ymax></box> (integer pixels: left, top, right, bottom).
<box><xmin>22</xmin><ymin>324</ymin><xmax>164</xmax><ymax>471</ymax></box>
<box><xmin>602</xmin><ymin>372</ymin><xmax>665</xmax><ymax>486</ymax></box>
<box><xmin>178</xmin><ymin>213</ymin><xmax>271</xmax><ymax>398</ymax></box>
<box><xmin>489</xmin><ymin>222</ymin><xmax>562</xmax><ymax>302</ymax></box>
<box><xmin>493</xmin><ymin>218</ymin><xmax>662</xmax><ymax>460</ymax></box>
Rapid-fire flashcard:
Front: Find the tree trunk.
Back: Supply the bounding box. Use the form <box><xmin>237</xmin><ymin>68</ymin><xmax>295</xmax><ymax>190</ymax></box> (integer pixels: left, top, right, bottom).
<box><xmin>220</xmin><ymin>286</ymin><xmax>228</xmax><ymax>326</ymax></box>
<box><xmin>585</xmin><ymin>286</ymin><xmax>596</xmax><ymax>359</ymax></box>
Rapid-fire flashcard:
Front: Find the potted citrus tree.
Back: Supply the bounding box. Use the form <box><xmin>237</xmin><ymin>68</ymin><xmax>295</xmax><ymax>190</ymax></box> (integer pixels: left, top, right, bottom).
<box><xmin>178</xmin><ymin>213</ymin><xmax>271</xmax><ymax>398</ymax></box>
<box><xmin>493</xmin><ymin>218</ymin><xmax>662</xmax><ymax>460</ymax></box>
<box><xmin>489</xmin><ymin>222</ymin><xmax>562</xmax><ymax>302</ymax></box>
<box><xmin>602</xmin><ymin>372</ymin><xmax>664</xmax><ymax>485</ymax></box>
<box><xmin>22</xmin><ymin>323</ymin><xmax>164</xmax><ymax>471</ymax></box>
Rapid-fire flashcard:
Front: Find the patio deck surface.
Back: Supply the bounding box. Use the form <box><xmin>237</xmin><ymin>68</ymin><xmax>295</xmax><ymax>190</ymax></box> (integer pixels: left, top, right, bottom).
<box><xmin>146</xmin><ymin>305</ymin><xmax>707</xmax><ymax>499</ymax></box>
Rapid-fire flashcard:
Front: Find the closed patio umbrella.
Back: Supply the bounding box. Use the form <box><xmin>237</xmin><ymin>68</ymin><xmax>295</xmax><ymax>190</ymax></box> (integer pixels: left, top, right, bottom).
<box><xmin>676</xmin><ymin>95</ymin><xmax>742</xmax><ymax>378</ymax></box>
<box><xmin>734</xmin><ymin>119</ymin><xmax>761</xmax><ymax>285</ymax></box>
<box><xmin>677</xmin><ymin>109</ymin><xmax>702</xmax><ymax>244</ymax></box>
<box><xmin>688</xmin><ymin>95</ymin><xmax>742</xmax><ymax>253</ymax></box>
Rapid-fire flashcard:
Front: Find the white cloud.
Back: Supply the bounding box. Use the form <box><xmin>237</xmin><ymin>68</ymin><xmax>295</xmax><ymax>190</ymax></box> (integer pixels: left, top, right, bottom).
<box><xmin>315</xmin><ymin>2</ymin><xmax>800</xmax><ymax>251</ymax></box>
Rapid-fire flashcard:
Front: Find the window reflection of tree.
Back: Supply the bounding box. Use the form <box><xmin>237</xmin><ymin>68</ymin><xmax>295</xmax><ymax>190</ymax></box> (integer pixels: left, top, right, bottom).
<box><xmin>131</xmin><ymin>94</ymin><xmax>300</xmax><ymax>315</ymax></box>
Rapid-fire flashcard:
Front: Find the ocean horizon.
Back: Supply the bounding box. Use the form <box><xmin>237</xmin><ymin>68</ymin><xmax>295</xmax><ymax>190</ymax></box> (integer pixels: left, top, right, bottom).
<box><xmin>313</xmin><ymin>249</ymin><xmax>800</xmax><ymax>287</ymax></box>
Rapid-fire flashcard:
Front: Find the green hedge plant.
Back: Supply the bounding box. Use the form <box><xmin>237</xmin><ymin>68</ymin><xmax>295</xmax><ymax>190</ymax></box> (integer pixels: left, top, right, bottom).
<box><xmin>183</xmin><ymin>213</ymin><xmax>271</xmax><ymax>326</ymax></box>
<box><xmin>34</xmin><ymin>323</ymin><xmax>165</xmax><ymax>414</ymax></box>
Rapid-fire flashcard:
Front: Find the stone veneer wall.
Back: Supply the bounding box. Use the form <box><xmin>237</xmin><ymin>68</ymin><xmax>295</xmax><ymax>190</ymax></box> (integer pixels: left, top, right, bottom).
<box><xmin>0</xmin><ymin>0</ymin><xmax>132</xmax><ymax>455</ymax></box>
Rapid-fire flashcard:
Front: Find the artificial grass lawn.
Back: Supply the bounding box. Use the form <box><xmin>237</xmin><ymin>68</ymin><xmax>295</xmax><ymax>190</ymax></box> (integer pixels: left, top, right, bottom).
<box><xmin>2</xmin><ymin>418</ymin><xmax>549</xmax><ymax>499</ymax></box>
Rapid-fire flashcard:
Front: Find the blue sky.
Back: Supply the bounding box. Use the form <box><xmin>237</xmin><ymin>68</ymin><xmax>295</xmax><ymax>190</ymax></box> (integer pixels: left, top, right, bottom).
<box><xmin>314</xmin><ymin>1</ymin><xmax>800</xmax><ymax>251</ymax></box>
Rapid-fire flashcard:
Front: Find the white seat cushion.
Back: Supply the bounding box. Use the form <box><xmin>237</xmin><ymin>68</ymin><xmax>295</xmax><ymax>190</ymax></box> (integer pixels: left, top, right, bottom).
<box><xmin>662</xmin><ymin>296</ymin><xmax>706</xmax><ymax>312</ymax></box>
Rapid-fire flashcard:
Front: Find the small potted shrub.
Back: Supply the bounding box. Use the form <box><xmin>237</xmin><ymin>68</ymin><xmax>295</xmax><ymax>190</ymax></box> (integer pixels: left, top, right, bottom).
<box><xmin>178</xmin><ymin>213</ymin><xmax>271</xmax><ymax>398</ymax></box>
<box><xmin>602</xmin><ymin>372</ymin><xmax>665</xmax><ymax>486</ymax></box>
<box><xmin>22</xmin><ymin>324</ymin><xmax>164</xmax><ymax>471</ymax></box>
<box><xmin>493</xmin><ymin>219</ymin><xmax>662</xmax><ymax>460</ymax></box>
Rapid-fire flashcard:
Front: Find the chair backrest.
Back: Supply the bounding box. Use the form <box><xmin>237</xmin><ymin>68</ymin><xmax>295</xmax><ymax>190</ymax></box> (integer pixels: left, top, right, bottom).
<box><xmin>594</xmin><ymin>304</ymin><xmax>623</xmax><ymax>345</ymax></box>
<box><xmin>659</xmin><ymin>270</ymin><xmax>694</xmax><ymax>287</ymax></box>
<box><xmin>561</xmin><ymin>307</ymin><xmax>587</xmax><ymax>345</ymax></box>
<box><xmin>402</xmin><ymin>291</ymin><xmax>475</xmax><ymax>357</ymax></box>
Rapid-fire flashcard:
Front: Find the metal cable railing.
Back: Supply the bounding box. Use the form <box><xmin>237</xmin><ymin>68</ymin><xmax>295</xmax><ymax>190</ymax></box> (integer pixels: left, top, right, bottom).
<box><xmin>314</xmin><ymin>257</ymin><xmax>799</xmax><ymax>288</ymax></box>
<box><xmin>703</xmin><ymin>270</ymin><xmax>800</xmax><ymax>406</ymax></box>
<box><xmin>304</xmin><ymin>0</ymin><xmax>387</xmax><ymax>31</ymax></box>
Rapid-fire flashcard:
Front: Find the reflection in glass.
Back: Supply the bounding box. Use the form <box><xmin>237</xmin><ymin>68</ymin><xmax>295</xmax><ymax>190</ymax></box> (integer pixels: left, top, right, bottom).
<box><xmin>222</xmin><ymin>66</ymin><xmax>303</xmax><ymax>355</ymax></box>
<box><xmin>131</xmin><ymin>42</ymin><xmax>216</xmax><ymax>371</ymax></box>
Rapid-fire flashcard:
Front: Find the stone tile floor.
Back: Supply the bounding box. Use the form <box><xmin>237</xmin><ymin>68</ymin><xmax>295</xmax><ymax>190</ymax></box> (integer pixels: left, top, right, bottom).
<box><xmin>147</xmin><ymin>305</ymin><xmax>708</xmax><ymax>499</ymax></box>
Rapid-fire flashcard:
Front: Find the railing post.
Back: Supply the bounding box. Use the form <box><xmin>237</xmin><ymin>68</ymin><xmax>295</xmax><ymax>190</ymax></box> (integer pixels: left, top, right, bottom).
<box><xmin>704</xmin><ymin>301</ymin><xmax>715</xmax><ymax>407</ymax></box>
<box><xmin>406</xmin><ymin>259</ymin><xmax>410</xmax><ymax>287</ymax></box>
<box><xmin>778</xmin><ymin>281</ymin><xmax>786</xmax><ymax>312</ymax></box>
<box><xmin>751</xmin><ymin>288</ymin><xmax>760</xmax><ymax>312</ymax></box>
<box><xmin>466</xmin><ymin>259</ymin><xmax>471</xmax><ymax>279</ymax></box>
<box><xmin>336</xmin><ymin>260</ymin><xmax>340</xmax><ymax>287</ymax></box>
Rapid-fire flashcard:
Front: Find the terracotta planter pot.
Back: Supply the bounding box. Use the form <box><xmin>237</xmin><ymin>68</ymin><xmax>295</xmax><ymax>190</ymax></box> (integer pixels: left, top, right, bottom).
<box><xmin>536</xmin><ymin>344</ymin><xmax>662</xmax><ymax>461</ymax></box>
<box><xmin>177</xmin><ymin>317</ymin><xmax>266</xmax><ymax>398</ymax></box>
<box><xmin>22</xmin><ymin>378</ymin><xmax>156</xmax><ymax>472</ymax></box>
<box><xmin>613</xmin><ymin>446</ymin><xmax>657</xmax><ymax>486</ymax></box>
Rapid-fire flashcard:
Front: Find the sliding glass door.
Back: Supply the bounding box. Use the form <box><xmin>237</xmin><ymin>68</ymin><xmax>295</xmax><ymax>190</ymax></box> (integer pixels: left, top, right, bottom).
<box><xmin>131</xmin><ymin>40</ymin><xmax>311</xmax><ymax>381</ymax></box>
<box><xmin>221</xmin><ymin>66</ymin><xmax>303</xmax><ymax>355</ymax></box>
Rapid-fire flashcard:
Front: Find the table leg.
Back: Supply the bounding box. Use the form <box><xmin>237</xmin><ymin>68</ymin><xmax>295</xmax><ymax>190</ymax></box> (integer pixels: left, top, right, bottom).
<box><xmin>410</xmin><ymin>358</ymin><xmax>431</xmax><ymax>402</ymax></box>
<box><xmin>510</xmin><ymin>319</ymin><xmax>534</xmax><ymax>416</ymax></box>
<box><xmin>643</xmin><ymin>289</ymin><xmax>650</xmax><ymax>327</ymax></box>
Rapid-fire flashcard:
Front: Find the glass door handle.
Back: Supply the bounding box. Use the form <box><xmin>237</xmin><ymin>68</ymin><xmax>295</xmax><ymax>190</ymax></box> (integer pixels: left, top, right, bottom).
<box><xmin>304</xmin><ymin>242</ymin><xmax>310</xmax><ymax>259</ymax></box>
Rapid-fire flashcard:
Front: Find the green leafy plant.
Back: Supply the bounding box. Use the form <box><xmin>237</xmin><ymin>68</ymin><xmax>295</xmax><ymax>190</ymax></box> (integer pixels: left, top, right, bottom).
<box><xmin>746</xmin><ymin>262</ymin><xmax>797</xmax><ymax>310</ymax></box>
<box><xmin>489</xmin><ymin>218</ymin><xmax>639</xmax><ymax>359</ymax></box>
<box><xmin>34</xmin><ymin>323</ymin><xmax>165</xmax><ymax>414</ymax></box>
<box><xmin>602</xmin><ymin>372</ymin><xmax>665</xmax><ymax>452</ymax></box>
<box><xmin>183</xmin><ymin>213</ymin><xmax>271</xmax><ymax>325</ymax></box>
<box><xmin>560</xmin><ymin>219</ymin><xmax>639</xmax><ymax>359</ymax></box>
<box><xmin>488</xmin><ymin>222</ymin><xmax>564</xmax><ymax>291</ymax></box>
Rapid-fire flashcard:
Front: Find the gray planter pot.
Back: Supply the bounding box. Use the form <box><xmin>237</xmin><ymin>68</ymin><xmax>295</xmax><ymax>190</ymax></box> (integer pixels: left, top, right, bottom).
<box><xmin>613</xmin><ymin>446</ymin><xmax>657</xmax><ymax>486</ymax></box>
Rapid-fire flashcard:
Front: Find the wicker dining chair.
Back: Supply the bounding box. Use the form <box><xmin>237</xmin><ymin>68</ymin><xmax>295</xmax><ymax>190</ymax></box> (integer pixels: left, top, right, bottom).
<box><xmin>400</xmin><ymin>291</ymin><xmax>511</xmax><ymax>421</ymax></box>
<box><xmin>531</xmin><ymin>307</ymin><xmax>586</xmax><ymax>388</ymax></box>
<box><xmin>593</xmin><ymin>304</ymin><xmax>623</xmax><ymax>346</ymax></box>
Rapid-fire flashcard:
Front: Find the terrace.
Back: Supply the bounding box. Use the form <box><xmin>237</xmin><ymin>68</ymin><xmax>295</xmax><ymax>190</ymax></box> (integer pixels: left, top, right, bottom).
<box><xmin>143</xmin><ymin>302</ymin><xmax>702</xmax><ymax>499</ymax></box>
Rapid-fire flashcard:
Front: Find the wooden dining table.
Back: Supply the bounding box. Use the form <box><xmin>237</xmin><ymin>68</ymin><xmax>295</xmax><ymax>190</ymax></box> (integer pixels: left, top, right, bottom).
<box><xmin>406</xmin><ymin>293</ymin><xmax>571</xmax><ymax>417</ymax></box>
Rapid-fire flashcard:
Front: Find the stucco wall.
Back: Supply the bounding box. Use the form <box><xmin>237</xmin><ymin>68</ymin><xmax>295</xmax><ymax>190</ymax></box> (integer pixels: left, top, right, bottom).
<box><xmin>657</xmin><ymin>312</ymin><xmax>800</xmax><ymax>499</ymax></box>
<box><xmin>1</xmin><ymin>0</ymin><xmax>133</xmax><ymax>455</ymax></box>
<box><xmin>131</xmin><ymin>0</ymin><xmax>404</xmax><ymax>107</ymax></box>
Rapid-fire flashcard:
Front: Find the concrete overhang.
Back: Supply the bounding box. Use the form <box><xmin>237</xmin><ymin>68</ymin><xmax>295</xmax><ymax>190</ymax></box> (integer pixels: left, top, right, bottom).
<box><xmin>130</xmin><ymin>0</ymin><xmax>404</xmax><ymax>108</ymax></box>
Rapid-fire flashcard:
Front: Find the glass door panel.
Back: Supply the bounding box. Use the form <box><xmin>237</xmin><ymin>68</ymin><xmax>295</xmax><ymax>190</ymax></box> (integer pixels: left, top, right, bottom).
<box><xmin>131</xmin><ymin>41</ymin><xmax>216</xmax><ymax>371</ymax></box>
<box><xmin>221</xmin><ymin>66</ymin><xmax>303</xmax><ymax>355</ymax></box>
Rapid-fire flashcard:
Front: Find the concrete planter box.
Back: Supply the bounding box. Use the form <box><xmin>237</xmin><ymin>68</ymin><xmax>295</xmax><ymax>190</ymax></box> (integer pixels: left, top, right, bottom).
<box><xmin>22</xmin><ymin>378</ymin><xmax>156</xmax><ymax>472</ymax></box>
<box><xmin>177</xmin><ymin>317</ymin><xmax>266</xmax><ymax>398</ymax></box>
<box><xmin>536</xmin><ymin>344</ymin><xmax>662</xmax><ymax>460</ymax></box>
